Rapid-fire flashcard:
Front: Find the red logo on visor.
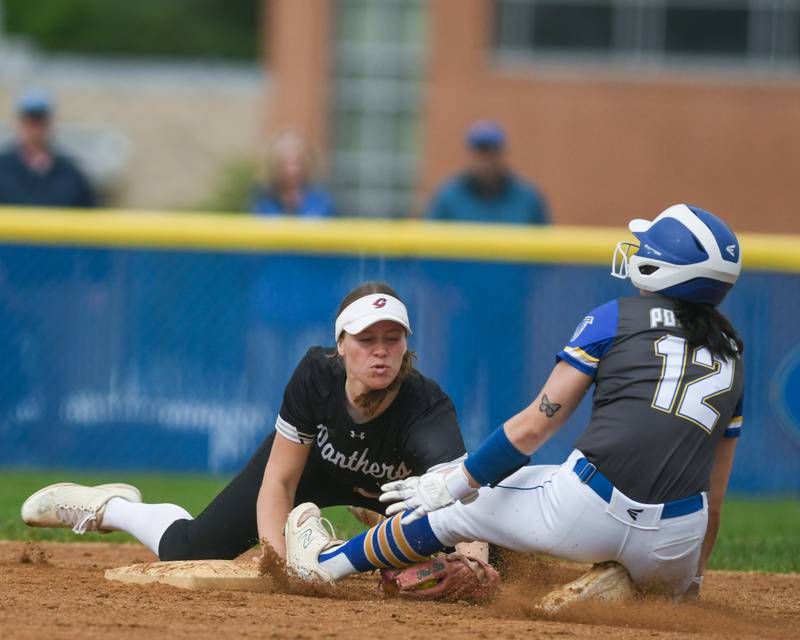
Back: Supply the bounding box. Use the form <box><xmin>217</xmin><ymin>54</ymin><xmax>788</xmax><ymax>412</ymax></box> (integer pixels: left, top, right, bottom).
<box><xmin>372</xmin><ymin>297</ymin><xmax>387</xmax><ymax>308</ymax></box>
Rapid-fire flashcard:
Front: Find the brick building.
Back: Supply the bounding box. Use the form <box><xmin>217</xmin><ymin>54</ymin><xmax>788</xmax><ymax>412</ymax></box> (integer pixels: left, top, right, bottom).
<box><xmin>266</xmin><ymin>0</ymin><xmax>799</xmax><ymax>231</ymax></box>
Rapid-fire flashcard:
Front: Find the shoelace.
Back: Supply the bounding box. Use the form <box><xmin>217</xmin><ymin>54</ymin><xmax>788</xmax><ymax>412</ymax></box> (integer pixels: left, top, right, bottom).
<box><xmin>55</xmin><ymin>505</ymin><xmax>98</xmax><ymax>535</ymax></box>
<box><xmin>318</xmin><ymin>517</ymin><xmax>343</xmax><ymax>551</ymax></box>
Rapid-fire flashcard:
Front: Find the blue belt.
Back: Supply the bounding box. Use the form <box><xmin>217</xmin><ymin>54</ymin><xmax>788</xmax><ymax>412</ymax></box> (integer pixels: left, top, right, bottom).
<box><xmin>573</xmin><ymin>457</ymin><xmax>704</xmax><ymax>520</ymax></box>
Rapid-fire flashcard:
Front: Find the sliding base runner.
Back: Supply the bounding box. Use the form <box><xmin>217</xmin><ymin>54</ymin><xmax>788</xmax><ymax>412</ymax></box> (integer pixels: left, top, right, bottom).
<box><xmin>284</xmin><ymin>204</ymin><xmax>746</xmax><ymax>606</ymax></box>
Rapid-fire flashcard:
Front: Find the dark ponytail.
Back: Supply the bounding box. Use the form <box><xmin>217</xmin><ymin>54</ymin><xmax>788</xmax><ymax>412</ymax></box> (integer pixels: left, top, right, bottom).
<box><xmin>673</xmin><ymin>300</ymin><xmax>743</xmax><ymax>360</ymax></box>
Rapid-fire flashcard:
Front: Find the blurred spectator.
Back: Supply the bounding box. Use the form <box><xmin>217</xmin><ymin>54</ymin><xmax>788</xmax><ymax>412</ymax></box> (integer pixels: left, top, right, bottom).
<box><xmin>427</xmin><ymin>120</ymin><xmax>549</xmax><ymax>224</ymax></box>
<box><xmin>0</xmin><ymin>89</ymin><xmax>96</xmax><ymax>208</ymax></box>
<box><xmin>247</xmin><ymin>132</ymin><xmax>336</xmax><ymax>397</ymax></box>
<box><xmin>250</xmin><ymin>130</ymin><xmax>335</xmax><ymax>217</ymax></box>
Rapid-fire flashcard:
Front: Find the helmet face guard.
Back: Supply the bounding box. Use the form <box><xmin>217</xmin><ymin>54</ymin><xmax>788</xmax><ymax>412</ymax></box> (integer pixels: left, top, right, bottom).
<box><xmin>611</xmin><ymin>242</ymin><xmax>638</xmax><ymax>280</ymax></box>
<box><xmin>610</xmin><ymin>204</ymin><xmax>741</xmax><ymax>306</ymax></box>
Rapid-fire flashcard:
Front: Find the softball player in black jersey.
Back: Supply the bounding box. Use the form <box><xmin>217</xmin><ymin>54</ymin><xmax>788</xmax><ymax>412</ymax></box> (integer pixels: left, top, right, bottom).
<box><xmin>21</xmin><ymin>282</ymin><xmax>473</xmax><ymax>564</ymax></box>
<box><xmin>285</xmin><ymin>204</ymin><xmax>745</xmax><ymax>603</ymax></box>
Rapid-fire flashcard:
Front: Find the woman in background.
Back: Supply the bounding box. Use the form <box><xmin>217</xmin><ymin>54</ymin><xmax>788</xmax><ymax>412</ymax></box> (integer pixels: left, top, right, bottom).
<box><xmin>250</xmin><ymin>130</ymin><xmax>335</xmax><ymax>217</ymax></box>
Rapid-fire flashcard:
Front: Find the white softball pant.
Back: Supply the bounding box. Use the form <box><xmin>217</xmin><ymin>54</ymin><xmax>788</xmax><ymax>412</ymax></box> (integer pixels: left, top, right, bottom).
<box><xmin>429</xmin><ymin>449</ymin><xmax>707</xmax><ymax>594</ymax></box>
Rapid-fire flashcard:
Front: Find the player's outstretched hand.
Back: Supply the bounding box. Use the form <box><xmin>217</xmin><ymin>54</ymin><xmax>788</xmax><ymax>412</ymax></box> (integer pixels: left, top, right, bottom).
<box><xmin>380</xmin><ymin>471</ymin><xmax>463</xmax><ymax>524</ymax></box>
<box><xmin>380</xmin><ymin>475</ymin><xmax>439</xmax><ymax>524</ymax></box>
<box><xmin>444</xmin><ymin>552</ymin><xmax>499</xmax><ymax>590</ymax></box>
<box><xmin>378</xmin><ymin>553</ymin><xmax>500</xmax><ymax>601</ymax></box>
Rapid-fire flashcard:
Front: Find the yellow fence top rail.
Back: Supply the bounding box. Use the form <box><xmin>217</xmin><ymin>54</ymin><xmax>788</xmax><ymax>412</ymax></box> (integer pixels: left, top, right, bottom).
<box><xmin>0</xmin><ymin>208</ymin><xmax>797</xmax><ymax>272</ymax></box>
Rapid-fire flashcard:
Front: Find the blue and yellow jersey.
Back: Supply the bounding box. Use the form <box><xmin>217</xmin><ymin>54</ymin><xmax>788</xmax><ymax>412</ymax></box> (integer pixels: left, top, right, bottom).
<box><xmin>557</xmin><ymin>295</ymin><xmax>745</xmax><ymax>503</ymax></box>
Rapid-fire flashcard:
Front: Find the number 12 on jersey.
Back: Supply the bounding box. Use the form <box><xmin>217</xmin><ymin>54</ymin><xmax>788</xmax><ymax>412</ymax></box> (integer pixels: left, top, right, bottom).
<box><xmin>652</xmin><ymin>335</ymin><xmax>735</xmax><ymax>433</ymax></box>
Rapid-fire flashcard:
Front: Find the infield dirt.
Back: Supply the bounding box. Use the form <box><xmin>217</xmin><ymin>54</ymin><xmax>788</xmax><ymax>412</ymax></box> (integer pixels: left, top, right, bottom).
<box><xmin>1</xmin><ymin>540</ymin><xmax>797</xmax><ymax>640</ymax></box>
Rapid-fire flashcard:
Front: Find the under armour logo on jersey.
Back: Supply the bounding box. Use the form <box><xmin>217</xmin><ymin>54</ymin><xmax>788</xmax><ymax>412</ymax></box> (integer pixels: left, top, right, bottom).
<box><xmin>726</xmin><ymin>244</ymin><xmax>736</xmax><ymax>258</ymax></box>
<box><xmin>350</xmin><ymin>430</ymin><xmax>366</xmax><ymax>440</ymax></box>
<box><xmin>372</xmin><ymin>297</ymin><xmax>387</xmax><ymax>308</ymax></box>
<box><xmin>627</xmin><ymin>508</ymin><xmax>644</xmax><ymax>521</ymax></box>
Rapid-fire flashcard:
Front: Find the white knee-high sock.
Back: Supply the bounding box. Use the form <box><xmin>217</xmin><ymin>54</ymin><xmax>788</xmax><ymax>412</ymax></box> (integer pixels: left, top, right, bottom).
<box><xmin>103</xmin><ymin>498</ymin><xmax>192</xmax><ymax>556</ymax></box>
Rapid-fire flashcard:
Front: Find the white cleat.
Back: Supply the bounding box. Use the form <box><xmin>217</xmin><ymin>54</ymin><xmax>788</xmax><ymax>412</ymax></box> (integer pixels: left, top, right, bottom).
<box><xmin>20</xmin><ymin>482</ymin><xmax>142</xmax><ymax>535</ymax></box>
<box><xmin>538</xmin><ymin>561</ymin><xmax>635</xmax><ymax>613</ymax></box>
<box><xmin>284</xmin><ymin>502</ymin><xmax>342</xmax><ymax>583</ymax></box>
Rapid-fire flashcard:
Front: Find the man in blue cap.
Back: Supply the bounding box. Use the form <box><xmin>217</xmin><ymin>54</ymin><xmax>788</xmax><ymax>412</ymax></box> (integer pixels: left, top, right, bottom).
<box><xmin>426</xmin><ymin>120</ymin><xmax>549</xmax><ymax>224</ymax></box>
<box><xmin>0</xmin><ymin>89</ymin><xmax>95</xmax><ymax>207</ymax></box>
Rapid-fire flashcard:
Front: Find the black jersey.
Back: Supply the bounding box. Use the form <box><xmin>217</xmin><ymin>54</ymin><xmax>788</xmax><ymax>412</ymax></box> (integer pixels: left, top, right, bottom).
<box><xmin>558</xmin><ymin>296</ymin><xmax>744</xmax><ymax>504</ymax></box>
<box><xmin>275</xmin><ymin>347</ymin><xmax>466</xmax><ymax>496</ymax></box>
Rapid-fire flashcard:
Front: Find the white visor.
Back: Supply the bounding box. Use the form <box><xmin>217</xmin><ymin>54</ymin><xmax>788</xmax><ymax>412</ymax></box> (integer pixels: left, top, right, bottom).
<box><xmin>335</xmin><ymin>294</ymin><xmax>412</xmax><ymax>341</ymax></box>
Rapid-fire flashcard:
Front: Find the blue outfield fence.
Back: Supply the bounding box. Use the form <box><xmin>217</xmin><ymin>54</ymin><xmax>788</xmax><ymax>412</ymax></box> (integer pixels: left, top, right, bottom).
<box><xmin>0</xmin><ymin>214</ymin><xmax>799</xmax><ymax>494</ymax></box>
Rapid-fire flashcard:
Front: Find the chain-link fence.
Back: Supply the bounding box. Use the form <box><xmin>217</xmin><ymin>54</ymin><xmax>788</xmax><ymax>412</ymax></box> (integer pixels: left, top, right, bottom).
<box><xmin>1</xmin><ymin>224</ymin><xmax>799</xmax><ymax>493</ymax></box>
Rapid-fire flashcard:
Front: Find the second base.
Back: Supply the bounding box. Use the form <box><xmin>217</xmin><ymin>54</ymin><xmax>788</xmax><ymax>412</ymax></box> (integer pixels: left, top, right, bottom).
<box><xmin>105</xmin><ymin>559</ymin><xmax>269</xmax><ymax>592</ymax></box>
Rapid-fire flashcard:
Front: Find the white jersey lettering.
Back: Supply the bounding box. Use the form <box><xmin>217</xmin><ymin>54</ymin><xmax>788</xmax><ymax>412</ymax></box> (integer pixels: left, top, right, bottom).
<box><xmin>650</xmin><ymin>308</ymin><xmax>678</xmax><ymax>328</ymax></box>
<box><xmin>316</xmin><ymin>425</ymin><xmax>412</xmax><ymax>482</ymax></box>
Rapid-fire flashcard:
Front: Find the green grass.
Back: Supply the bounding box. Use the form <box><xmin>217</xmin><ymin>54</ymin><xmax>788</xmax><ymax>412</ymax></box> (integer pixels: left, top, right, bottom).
<box><xmin>1</xmin><ymin>470</ymin><xmax>797</xmax><ymax>573</ymax></box>
<box><xmin>0</xmin><ymin>469</ymin><xmax>368</xmax><ymax>546</ymax></box>
<box><xmin>708</xmin><ymin>498</ymin><xmax>800</xmax><ymax>573</ymax></box>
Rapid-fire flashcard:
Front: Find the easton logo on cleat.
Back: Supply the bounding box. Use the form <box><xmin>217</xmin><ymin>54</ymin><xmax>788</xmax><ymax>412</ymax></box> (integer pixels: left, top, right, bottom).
<box><xmin>627</xmin><ymin>508</ymin><xmax>644</xmax><ymax>521</ymax></box>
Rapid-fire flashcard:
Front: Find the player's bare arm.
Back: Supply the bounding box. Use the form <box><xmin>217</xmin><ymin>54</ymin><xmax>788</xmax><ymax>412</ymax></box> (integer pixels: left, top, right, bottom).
<box><xmin>257</xmin><ymin>434</ymin><xmax>311</xmax><ymax>557</ymax></box>
<box><xmin>502</xmin><ymin>361</ymin><xmax>593</xmax><ymax>458</ymax></box>
<box><xmin>698</xmin><ymin>435</ymin><xmax>738</xmax><ymax>576</ymax></box>
<box><xmin>380</xmin><ymin>361</ymin><xmax>592</xmax><ymax>523</ymax></box>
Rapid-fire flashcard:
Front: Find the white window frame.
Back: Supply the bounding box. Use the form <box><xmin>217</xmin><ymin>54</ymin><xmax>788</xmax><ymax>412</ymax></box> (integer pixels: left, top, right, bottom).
<box><xmin>494</xmin><ymin>0</ymin><xmax>800</xmax><ymax>72</ymax></box>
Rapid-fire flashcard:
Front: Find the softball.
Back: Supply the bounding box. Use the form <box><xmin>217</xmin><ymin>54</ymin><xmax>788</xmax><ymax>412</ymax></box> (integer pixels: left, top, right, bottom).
<box><xmin>414</xmin><ymin>579</ymin><xmax>439</xmax><ymax>589</ymax></box>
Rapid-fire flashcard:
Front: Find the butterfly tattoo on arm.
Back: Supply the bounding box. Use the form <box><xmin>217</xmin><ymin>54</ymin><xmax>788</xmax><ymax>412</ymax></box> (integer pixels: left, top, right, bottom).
<box><xmin>539</xmin><ymin>394</ymin><xmax>562</xmax><ymax>418</ymax></box>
